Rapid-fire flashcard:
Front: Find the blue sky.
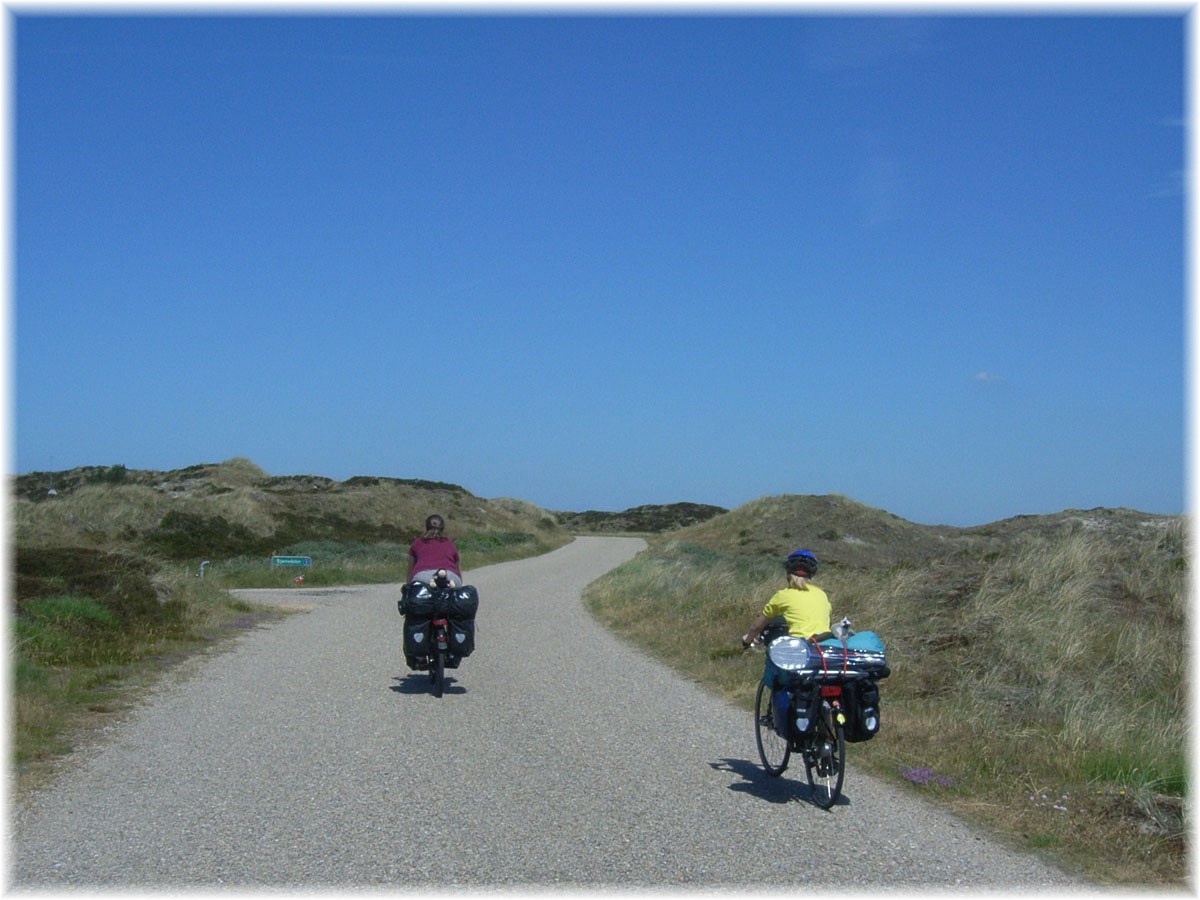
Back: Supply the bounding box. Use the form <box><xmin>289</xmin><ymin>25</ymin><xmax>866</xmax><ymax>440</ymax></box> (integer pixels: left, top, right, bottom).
<box><xmin>11</xmin><ymin>10</ymin><xmax>1186</xmax><ymax>526</ymax></box>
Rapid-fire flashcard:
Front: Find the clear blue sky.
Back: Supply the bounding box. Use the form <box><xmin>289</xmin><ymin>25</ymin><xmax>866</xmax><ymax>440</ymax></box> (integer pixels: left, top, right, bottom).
<box><xmin>12</xmin><ymin>11</ymin><xmax>1187</xmax><ymax>527</ymax></box>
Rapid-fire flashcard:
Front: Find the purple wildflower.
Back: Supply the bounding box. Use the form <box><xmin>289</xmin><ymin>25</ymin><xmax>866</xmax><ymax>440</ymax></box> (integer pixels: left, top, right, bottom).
<box><xmin>901</xmin><ymin>767</ymin><xmax>954</xmax><ymax>787</ymax></box>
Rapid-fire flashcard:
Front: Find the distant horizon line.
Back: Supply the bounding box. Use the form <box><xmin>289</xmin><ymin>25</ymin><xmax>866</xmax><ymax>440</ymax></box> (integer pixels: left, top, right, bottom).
<box><xmin>9</xmin><ymin>459</ymin><xmax>1183</xmax><ymax>528</ymax></box>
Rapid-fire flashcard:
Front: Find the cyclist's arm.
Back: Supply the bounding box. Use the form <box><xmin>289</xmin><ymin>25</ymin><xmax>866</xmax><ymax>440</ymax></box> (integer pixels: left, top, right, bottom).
<box><xmin>742</xmin><ymin>613</ymin><xmax>770</xmax><ymax>647</ymax></box>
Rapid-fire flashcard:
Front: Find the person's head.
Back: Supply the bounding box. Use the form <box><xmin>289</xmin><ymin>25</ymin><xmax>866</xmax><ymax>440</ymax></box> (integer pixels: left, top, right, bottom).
<box><xmin>423</xmin><ymin>514</ymin><xmax>446</xmax><ymax>540</ymax></box>
<box><xmin>785</xmin><ymin>549</ymin><xmax>818</xmax><ymax>586</ymax></box>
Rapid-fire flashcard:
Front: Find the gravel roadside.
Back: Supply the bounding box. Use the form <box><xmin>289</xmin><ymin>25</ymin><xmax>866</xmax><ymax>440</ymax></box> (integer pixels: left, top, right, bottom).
<box><xmin>10</xmin><ymin>536</ymin><xmax>1089</xmax><ymax>889</ymax></box>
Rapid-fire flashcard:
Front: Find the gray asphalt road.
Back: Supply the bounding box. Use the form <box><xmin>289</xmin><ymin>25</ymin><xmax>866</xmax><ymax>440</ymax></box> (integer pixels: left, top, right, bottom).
<box><xmin>11</xmin><ymin>536</ymin><xmax>1088</xmax><ymax>889</ymax></box>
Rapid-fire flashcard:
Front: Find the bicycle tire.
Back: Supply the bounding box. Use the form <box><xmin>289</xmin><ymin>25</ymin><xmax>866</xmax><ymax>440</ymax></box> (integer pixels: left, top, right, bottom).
<box><xmin>754</xmin><ymin>681</ymin><xmax>790</xmax><ymax>776</ymax></box>
<box><xmin>432</xmin><ymin>647</ymin><xmax>445</xmax><ymax>698</ymax></box>
<box><xmin>804</xmin><ymin>704</ymin><xmax>845</xmax><ymax>809</ymax></box>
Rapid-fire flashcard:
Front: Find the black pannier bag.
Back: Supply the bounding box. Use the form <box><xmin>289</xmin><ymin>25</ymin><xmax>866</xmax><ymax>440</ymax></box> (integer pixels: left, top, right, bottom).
<box><xmin>403</xmin><ymin>618</ymin><xmax>432</xmax><ymax>658</ymax></box>
<box><xmin>399</xmin><ymin>581</ymin><xmax>438</xmax><ymax>617</ymax></box>
<box><xmin>788</xmin><ymin>687</ymin><xmax>821</xmax><ymax>740</ymax></box>
<box><xmin>841</xmin><ymin>678</ymin><xmax>881</xmax><ymax>743</ymax></box>
<box><xmin>447</xmin><ymin>586</ymin><xmax>479</xmax><ymax>657</ymax></box>
<box><xmin>449</xmin><ymin>586</ymin><xmax>479</xmax><ymax>619</ymax></box>
<box><xmin>400</xmin><ymin>583</ymin><xmax>478</xmax><ymax>619</ymax></box>
<box><xmin>447</xmin><ymin>618</ymin><xmax>475</xmax><ymax>657</ymax></box>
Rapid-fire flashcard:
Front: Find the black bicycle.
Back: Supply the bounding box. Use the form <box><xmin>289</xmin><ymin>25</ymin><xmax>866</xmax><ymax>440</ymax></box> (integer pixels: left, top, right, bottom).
<box><xmin>399</xmin><ymin>571</ymin><xmax>478</xmax><ymax>698</ymax></box>
<box><xmin>750</xmin><ymin>627</ymin><xmax>888</xmax><ymax>809</ymax></box>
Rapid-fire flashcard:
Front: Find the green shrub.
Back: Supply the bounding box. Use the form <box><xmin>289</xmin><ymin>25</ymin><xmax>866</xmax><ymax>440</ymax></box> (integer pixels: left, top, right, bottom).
<box><xmin>94</xmin><ymin>464</ymin><xmax>128</xmax><ymax>485</ymax></box>
<box><xmin>145</xmin><ymin>510</ymin><xmax>270</xmax><ymax>560</ymax></box>
<box><xmin>15</xmin><ymin>547</ymin><xmax>164</xmax><ymax>623</ymax></box>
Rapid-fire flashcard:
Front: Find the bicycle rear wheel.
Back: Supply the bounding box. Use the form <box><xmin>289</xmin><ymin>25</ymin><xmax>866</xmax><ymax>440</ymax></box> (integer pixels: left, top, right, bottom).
<box><xmin>431</xmin><ymin>648</ymin><xmax>445</xmax><ymax>698</ymax></box>
<box><xmin>754</xmin><ymin>681</ymin><xmax>790</xmax><ymax>775</ymax></box>
<box><xmin>804</xmin><ymin>704</ymin><xmax>845</xmax><ymax>808</ymax></box>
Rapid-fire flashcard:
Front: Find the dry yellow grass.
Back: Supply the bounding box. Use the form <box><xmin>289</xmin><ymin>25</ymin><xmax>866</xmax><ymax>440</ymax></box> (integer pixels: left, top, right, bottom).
<box><xmin>583</xmin><ymin>518</ymin><xmax>1188</xmax><ymax>886</ymax></box>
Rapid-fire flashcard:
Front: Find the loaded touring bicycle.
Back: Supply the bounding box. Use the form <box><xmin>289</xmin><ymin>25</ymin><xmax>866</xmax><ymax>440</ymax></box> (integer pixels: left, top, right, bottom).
<box><xmin>399</xmin><ymin>570</ymin><xmax>479</xmax><ymax>697</ymax></box>
<box><xmin>754</xmin><ymin>621</ymin><xmax>890</xmax><ymax>808</ymax></box>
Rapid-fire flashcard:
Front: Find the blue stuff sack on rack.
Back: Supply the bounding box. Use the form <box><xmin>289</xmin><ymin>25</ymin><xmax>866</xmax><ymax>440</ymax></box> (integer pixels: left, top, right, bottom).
<box><xmin>846</xmin><ymin>631</ymin><xmax>885</xmax><ymax>654</ymax></box>
<box><xmin>817</xmin><ymin>631</ymin><xmax>890</xmax><ymax>678</ymax></box>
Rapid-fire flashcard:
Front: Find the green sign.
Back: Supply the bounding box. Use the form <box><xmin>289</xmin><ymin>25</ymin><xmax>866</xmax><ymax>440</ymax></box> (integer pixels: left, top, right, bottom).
<box><xmin>271</xmin><ymin>555</ymin><xmax>312</xmax><ymax>567</ymax></box>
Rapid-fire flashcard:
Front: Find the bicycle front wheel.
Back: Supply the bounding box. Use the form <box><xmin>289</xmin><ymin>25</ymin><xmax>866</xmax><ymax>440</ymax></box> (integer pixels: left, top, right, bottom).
<box><xmin>804</xmin><ymin>705</ymin><xmax>845</xmax><ymax>809</ymax></box>
<box><xmin>755</xmin><ymin>681</ymin><xmax>790</xmax><ymax>776</ymax></box>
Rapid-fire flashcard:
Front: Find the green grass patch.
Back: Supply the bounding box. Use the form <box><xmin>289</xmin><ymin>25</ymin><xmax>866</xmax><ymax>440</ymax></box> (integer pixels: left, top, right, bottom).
<box><xmin>208</xmin><ymin>532</ymin><xmax>568</xmax><ymax>589</ymax></box>
<box><xmin>1078</xmin><ymin>746</ymin><xmax>1187</xmax><ymax>796</ymax></box>
<box><xmin>23</xmin><ymin>594</ymin><xmax>118</xmax><ymax>628</ymax></box>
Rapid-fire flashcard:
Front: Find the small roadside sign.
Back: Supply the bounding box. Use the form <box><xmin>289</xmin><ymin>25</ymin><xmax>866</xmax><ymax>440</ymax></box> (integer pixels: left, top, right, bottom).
<box><xmin>271</xmin><ymin>555</ymin><xmax>312</xmax><ymax>567</ymax></box>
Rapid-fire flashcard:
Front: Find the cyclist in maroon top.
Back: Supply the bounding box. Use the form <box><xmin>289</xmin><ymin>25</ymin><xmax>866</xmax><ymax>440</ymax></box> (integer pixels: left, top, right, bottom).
<box><xmin>408</xmin><ymin>514</ymin><xmax>462</xmax><ymax>586</ymax></box>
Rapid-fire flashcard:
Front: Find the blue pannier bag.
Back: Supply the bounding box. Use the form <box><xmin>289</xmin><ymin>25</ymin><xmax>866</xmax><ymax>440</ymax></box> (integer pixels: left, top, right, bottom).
<box><xmin>771</xmin><ymin>688</ymin><xmax>790</xmax><ymax>738</ymax></box>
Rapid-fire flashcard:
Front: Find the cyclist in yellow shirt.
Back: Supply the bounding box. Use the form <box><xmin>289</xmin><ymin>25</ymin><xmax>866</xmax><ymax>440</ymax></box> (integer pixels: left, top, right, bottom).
<box><xmin>742</xmin><ymin>549</ymin><xmax>831</xmax><ymax>688</ymax></box>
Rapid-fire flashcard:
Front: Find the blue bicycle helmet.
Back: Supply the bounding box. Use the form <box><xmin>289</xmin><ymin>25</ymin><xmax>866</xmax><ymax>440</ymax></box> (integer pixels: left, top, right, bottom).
<box><xmin>785</xmin><ymin>549</ymin><xmax>819</xmax><ymax>577</ymax></box>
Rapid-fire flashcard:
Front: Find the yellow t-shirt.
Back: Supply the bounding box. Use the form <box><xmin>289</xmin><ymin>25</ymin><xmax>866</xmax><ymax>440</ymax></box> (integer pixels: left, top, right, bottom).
<box><xmin>762</xmin><ymin>584</ymin><xmax>831</xmax><ymax>638</ymax></box>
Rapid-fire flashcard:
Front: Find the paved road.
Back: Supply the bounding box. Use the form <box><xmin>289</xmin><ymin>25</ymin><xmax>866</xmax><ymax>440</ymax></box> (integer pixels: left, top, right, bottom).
<box><xmin>11</xmin><ymin>537</ymin><xmax>1088</xmax><ymax>889</ymax></box>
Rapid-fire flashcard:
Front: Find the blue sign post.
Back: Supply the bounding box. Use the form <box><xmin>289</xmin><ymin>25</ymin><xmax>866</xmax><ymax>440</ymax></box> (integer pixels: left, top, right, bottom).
<box><xmin>271</xmin><ymin>555</ymin><xmax>312</xmax><ymax>568</ymax></box>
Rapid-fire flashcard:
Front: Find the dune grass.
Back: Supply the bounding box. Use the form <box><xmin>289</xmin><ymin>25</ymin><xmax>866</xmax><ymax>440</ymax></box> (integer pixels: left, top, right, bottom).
<box><xmin>582</xmin><ymin>523</ymin><xmax>1188</xmax><ymax>886</ymax></box>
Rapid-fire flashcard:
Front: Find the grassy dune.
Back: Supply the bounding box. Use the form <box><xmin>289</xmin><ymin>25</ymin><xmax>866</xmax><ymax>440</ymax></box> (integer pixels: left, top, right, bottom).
<box><xmin>14</xmin><ymin>458</ymin><xmax>568</xmax><ymax>560</ymax></box>
<box><xmin>583</xmin><ymin>499</ymin><xmax>1187</xmax><ymax>886</ymax></box>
